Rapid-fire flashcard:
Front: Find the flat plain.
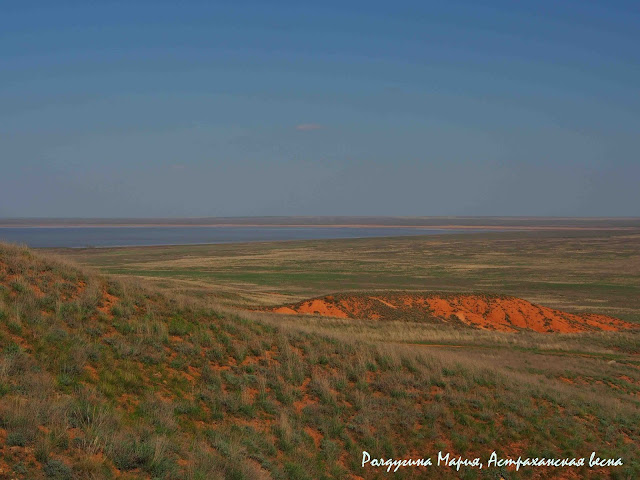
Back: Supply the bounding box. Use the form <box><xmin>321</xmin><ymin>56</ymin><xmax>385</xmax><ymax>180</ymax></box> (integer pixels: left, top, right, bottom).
<box><xmin>57</xmin><ymin>228</ymin><xmax>640</xmax><ymax>318</ymax></box>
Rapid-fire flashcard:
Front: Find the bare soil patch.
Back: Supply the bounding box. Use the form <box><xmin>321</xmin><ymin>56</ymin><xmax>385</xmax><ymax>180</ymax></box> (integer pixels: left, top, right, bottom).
<box><xmin>264</xmin><ymin>292</ymin><xmax>638</xmax><ymax>333</ymax></box>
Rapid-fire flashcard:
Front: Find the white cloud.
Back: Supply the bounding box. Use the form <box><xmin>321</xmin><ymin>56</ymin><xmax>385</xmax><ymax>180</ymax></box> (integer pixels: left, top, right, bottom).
<box><xmin>295</xmin><ymin>123</ymin><xmax>322</xmax><ymax>131</ymax></box>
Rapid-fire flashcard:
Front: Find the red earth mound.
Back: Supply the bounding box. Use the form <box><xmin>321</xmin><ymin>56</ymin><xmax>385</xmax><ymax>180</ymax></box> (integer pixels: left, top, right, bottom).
<box><xmin>267</xmin><ymin>293</ymin><xmax>638</xmax><ymax>334</ymax></box>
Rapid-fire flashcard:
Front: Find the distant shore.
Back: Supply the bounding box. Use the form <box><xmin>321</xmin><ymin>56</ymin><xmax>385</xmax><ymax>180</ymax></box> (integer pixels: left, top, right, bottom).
<box><xmin>1</xmin><ymin>216</ymin><xmax>639</xmax><ymax>230</ymax></box>
<box><xmin>0</xmin><ymin>224</ymin><xmax>637</xmax><ymax>231</ymax></box>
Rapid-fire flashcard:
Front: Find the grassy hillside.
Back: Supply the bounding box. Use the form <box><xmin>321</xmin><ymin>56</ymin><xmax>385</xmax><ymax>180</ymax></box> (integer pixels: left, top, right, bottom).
<box><xmin>1</xmin><ymin>242</ymin><xmax>639</xmax><ymax>479</ymax></box>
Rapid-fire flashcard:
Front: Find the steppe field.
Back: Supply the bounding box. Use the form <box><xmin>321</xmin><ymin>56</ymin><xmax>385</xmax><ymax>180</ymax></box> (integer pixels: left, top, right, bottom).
<box><xmin>1</xmin><ymin>224</ymin><xmax>639</xmax><ymax>479</ymax></box>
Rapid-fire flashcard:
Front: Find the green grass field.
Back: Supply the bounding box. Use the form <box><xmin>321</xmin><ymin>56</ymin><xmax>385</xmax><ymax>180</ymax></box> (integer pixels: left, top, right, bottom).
<box><xmin>56</xmin><ymin>229</ymin><xmax>640</xmax><ymax>319</ymax></box>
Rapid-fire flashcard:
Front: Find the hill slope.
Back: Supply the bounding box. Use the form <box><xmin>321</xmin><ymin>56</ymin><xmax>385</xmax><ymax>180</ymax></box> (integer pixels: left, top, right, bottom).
<box><xmin>267</xmin><ymin>293</ymin><xmax>637</xmax><ymax>333</ymax></box>
<box><xmin>0</xmin><ymin>243</ymin><xmax>639</xmax><ymax>479</ymax></box>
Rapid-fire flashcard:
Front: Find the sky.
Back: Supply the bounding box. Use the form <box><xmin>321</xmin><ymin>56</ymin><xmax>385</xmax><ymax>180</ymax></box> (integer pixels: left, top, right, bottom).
<box><xmin>1</xmin><ymin>0</ymin><xmax>639</xmax><ymax>217</ymax></box>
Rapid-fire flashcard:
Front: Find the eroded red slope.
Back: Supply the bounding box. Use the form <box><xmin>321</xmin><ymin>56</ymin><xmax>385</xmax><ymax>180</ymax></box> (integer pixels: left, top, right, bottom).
<box><xmin>267</xmin><ymin>293</ymin><xmax>637</xmax><ymax>333</ymax></box>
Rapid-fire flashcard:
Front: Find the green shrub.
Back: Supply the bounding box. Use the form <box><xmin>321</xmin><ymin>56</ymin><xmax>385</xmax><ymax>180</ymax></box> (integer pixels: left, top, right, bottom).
<box><xmin>43</xmin><ymin>459</ymin><xmax>73</xmax><ymax>480</ymax></box>
<box><xmin>7</xmin><ymin>321</ymin><xmax>22</xmax><ymax>335</ymax></box>
<box><xmin>10</xmin><ymin>280</ymin><xmax>27</xmax><ymax>293</ymax></box>
<box><xmin>0</xmin><ymin>383</ymin><xmax>10</xmax><ymax>396</ymax></box>
<box><xmin>168</xmin><ymin>316</ymin><xmax>191</xmax><ymax>336</ymax></box>
<box><xmin>7</xmin><ymin>431</ymin><xmax>27</xmax><ymax>447</ymax></box>
<box><xmin>109</xmin><ymin>435</ymin><xmax>175</xmax><ymax>476</ymax></box>
<box><xmin>284</xmin><ymin>462</ymin><xmax>312</xmax><ymax>480</ymax></box>
<box><xmin>113</xmin><ymin>321</ymin><xmax>134</xmax><ymax>335</ymax></box>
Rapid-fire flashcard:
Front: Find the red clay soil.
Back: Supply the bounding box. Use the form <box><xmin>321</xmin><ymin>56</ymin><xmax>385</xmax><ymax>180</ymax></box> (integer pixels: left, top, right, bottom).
<box><xmin>266</xmin><ymin>293</ymin><xmax>638</xmax><ymax>334</ymax></box>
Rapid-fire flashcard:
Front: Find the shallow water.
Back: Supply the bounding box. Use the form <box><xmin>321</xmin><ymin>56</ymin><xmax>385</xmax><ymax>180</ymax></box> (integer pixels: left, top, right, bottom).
<box><xmin>0</xmin><ymin>226</ymin><xmax>476</xmax><ymax>248</ymax></box>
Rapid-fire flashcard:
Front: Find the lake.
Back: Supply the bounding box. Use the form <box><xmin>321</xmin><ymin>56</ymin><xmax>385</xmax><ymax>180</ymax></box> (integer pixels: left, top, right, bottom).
<box><xmin>0</xmin><ymin>226</ymin><xmax>475</xmax><ymax>248</ymax></box>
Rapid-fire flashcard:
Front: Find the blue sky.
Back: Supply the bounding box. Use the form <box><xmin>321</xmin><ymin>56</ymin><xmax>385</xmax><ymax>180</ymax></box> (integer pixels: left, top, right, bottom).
<box><xmin>1</xmin><ymin>0</ymin><xmax>639</xmax><ymax>217</ymax></box>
